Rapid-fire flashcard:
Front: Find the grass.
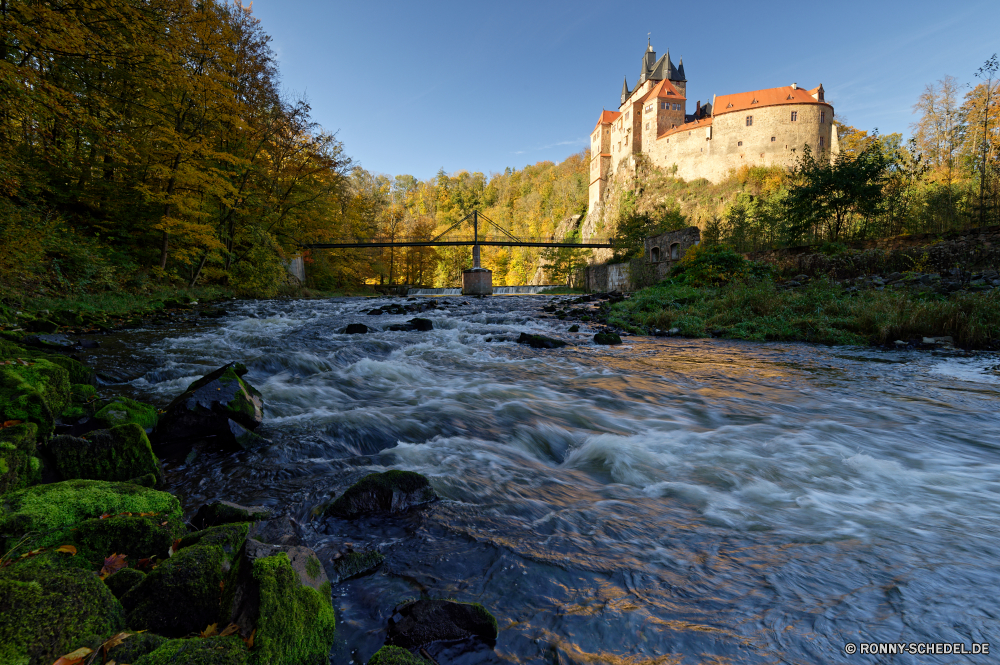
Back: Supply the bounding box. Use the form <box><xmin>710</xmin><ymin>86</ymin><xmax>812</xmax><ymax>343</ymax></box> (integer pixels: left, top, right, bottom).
<box><xmin>12</xmin><ymin>285</ymin><xmax>234</xmax><ymax>317</ymax></box>
<box><xmin>608</xmin><ymin>278</ymin><xmax>1000</xmax><ymax>349</ymax></box>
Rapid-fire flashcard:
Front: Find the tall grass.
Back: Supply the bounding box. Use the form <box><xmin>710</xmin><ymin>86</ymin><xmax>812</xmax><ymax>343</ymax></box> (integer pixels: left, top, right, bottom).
<box><xmin>609</xmin><ymin>279</ymin><xmax>1000</xmax><ymax>348</ymax></box>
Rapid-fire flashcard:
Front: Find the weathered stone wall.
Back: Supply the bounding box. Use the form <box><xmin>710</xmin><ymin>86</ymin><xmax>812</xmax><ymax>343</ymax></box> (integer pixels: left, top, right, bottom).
<box><xmin>754</xmin><ymin>226</ymin><xmax>1000</xmax><ymax>278</ymax></box>
<box><xmin>645</xmin><ymin>226</ymin><xmax>701</xmax><ymax>276</ymax></box>
<box><xmin>644</xmin><ymin>103</ymin><xmax>835</xmax><ymax>184</ymax></box>
<box><xmin>585</xmin><ymin>226</ymin><xmax>701</xmax><ymax>292</ymax></box>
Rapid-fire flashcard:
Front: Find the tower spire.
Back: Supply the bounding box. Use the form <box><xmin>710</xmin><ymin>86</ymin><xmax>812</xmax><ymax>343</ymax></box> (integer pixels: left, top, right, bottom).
<box><xmin>621</xmin><ymin>76</ymin><xmax>630</xmax><ymax>105</ymax></box>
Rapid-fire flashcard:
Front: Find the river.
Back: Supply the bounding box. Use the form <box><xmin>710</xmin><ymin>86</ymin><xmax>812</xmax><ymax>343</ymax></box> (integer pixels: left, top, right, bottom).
<box><xmin>76</xmin><ymin>296</ymin><xmax>1000</xmax><ymax>664</ymax></box>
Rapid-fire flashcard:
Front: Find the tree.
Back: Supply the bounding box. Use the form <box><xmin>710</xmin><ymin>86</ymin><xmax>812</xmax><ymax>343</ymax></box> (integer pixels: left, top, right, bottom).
<box><xmin>970</xmin><ymin>54</ymin><xmax>999</xmax><ymax>227</ymax></box>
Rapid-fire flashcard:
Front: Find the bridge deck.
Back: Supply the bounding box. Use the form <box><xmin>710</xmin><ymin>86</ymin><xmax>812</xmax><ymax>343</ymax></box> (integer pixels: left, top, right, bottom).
<box><xmin>305</xmin><ymin>239</ymin><xmax>614</xmax><ymax>249</ymax></box>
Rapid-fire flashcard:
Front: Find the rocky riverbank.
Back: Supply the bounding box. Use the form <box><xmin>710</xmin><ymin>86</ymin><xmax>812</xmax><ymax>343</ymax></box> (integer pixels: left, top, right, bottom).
<box><xmin>0</xmin><ymin>331</ymin><xmax>497</xmax><ymax>665</ymax></box>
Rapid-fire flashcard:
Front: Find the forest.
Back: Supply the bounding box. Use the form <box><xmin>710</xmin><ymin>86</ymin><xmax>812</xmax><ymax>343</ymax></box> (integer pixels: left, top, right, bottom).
<box><xmin>0</xmin><ymin>0</ymin><xmax>997</xmax><ymax>302</ymax></box>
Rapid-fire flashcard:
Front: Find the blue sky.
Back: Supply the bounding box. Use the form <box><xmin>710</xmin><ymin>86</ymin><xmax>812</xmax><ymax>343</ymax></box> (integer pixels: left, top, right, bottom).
<box><xmin>249</xmin><ymin>0</ymin><xmax>999</xmax><ymax>181</ymax></box>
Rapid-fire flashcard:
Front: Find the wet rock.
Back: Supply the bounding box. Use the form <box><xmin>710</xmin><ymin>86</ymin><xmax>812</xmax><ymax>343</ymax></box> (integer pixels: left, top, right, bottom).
<box><xmin>331</xmin><ymin>549</ymin><xmax>384</xmax><ymax>583</ymax></box>
<box><xmin>922</xmin><ymin>336</ymin><xmax>954</xmax><ymax>346</ymax></box>
<box><xmin>368</xmin><ymin>309</ymin><xmax>385</xmax><ymax>315</ymax></box>
<box><xmin>385</xmin><ymin>599</ymin><xmax>499</xmax><ymax>651</ymax></box>
<box><xmin>153</xmin><ymin>363</ymin><xmax>265</xmax><ymax>457</ymax></box>
<box><xmin>568</xmin><ymin>325</ymin><xmax>580</xmax><ymax>333</ymax></box>
<box><xmin>516</xmin><ymin>332</ymin><xmax>567</xmax><ymax>349</ymax></box>
<box><xmin>122</xmin><ymin>542</ymin><xmax>230</xmax><ymax>636</ymax></box>
<box><xmin>0</xmin><ymin>557</ymin><xmax>126</xmax><ymax>665</ymax></box>
<box><xmin>325</xmin><ymin>470</ymin><xmax>437</xmax><ymax>519</ymax></box>
<box><xmin>178</xmin><ymin>523</ymin><xmax>250</xmax><ymax>562</ymax></box>
<box><xmin>74</xmin><ymin>512</ymin><xmax>186</xmax><ymax>562</ymax></box>
<box><xmin>223</xmin><ymin>538</ymin><xmax>336</xmax><ymax>664</ymax></box>
<box><xmin>24</xmin><ymin>333</ymin><xmax>73</xmax><ymax>348</ymax></box>
<box><xmin>199</xmin><ymin>308</ymin><xmax>228</xmax><ymax>319</ymax></box>
<box><xmin>248</xmin><ymin>517</ymin><xmax>301</xmax><ymax>547</ymax></box>
<box><xmin>45</xmin><ymin>423</ymin><xmax>161</xmax><ymax>484</ymax></box>
<box><xmin>367</xmin><ymin>645</ymin><xmax>427</xmax><ymax>665</ymax></box>
<box><xmin>593</xmin><ymin>332</ymin><xmax>622</xmax><ymax>345</ymax></box>
<box><xmin>191</xmin><ymin>500</ymin><xmax>270</xmax><ymax>530</ymax></box>
<box><xmin>345</xmin><ymin>323</ymin><xmax>369</xmax><ymax>334</ymax></box>
<box><xmin>104</xmin><ymin>567</ymin><xmax>146</xmax><ymax>599</ymax></box>
<box><xmin>409</xmin><ymin>317</ymin><xmax>433</xmax><ymax>331</ymax></box>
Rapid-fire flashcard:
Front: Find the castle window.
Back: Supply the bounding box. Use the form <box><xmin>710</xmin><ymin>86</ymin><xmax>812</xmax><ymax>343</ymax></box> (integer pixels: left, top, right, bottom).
<box><xmin>771</xmin><ymin>136</ymin><xmax>776</xmax><ymax>142</ymax></box>
<box><xmin>821</xmin><ymin>111</ymin><xmax>826</xmax><ymax>123</ymax></box>
<box><xmin>645</xmin><ymin>122</ymin><xmax>649</xmax><ymax>129</ymax></box>
<box><xmin>738</xmin><ymin>141</ymin><xmax>743</xmax><ymax>146</ymax></box>
<box><xmin>651</xmin><ymin>247</ymin><xmax>660</xmax><ymax>262</ymax></box>
<box><xmin>670</xmin><ymin>243</ymin><xmax>680</xmax><ymax>260</ymax></box>
<box><xmin>791</xmin><ymin>111</ymin><xmax>798</xmax><ymax>121</ymax></box>
<box><xmin>820</xmin><ymin>136</ymin><xmax>825</xmax><ymax>147</ymax></box>
<box><xmin>746</xmin><ymin>116</ymin><xmax>753</xmax><ymax>126</ymax></box>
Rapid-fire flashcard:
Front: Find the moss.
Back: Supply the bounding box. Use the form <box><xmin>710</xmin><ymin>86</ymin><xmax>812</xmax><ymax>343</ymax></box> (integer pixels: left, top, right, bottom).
<box><xmin>0</xmin><ymin>479</ymin><xmax>182</xmax><ymax>552</ymax></box>
<box><xmin>305</xmin><ymin>554</ymin><xmax>321</xmax><ymax>579</ymax></box>
<box><xmin>104</xmin><ymin>567</ymin><xmax>146</xmax><ymax>599</ymax></box>
<box><xmin>46</xmin><ymin>423</ymin><xmax>161</xmax><ymax>483</ymax></box>
<box><xmin>0</xmin><ymin>358</ymin><xmax>70</xmax><ymax>436</ymax></box>
<box><xmin>74</xmin><ymin>514</ymin><xmax>186</xmax><ymax>563</ymax></box>
<box><xmin>0</xmin><ymin>441</ymin><xmax>36</xmax><ymax>495</ymax></box>
<box><xmin>179</xmin><ymin>522</ymin><xmax>249</xmax><ymax>562</ymax></box>
<box><xmin>0</xmin><ymin>422</ymin><xmax>39</xmax><ymax>455</ymax></box>
<box><xmin>107</xmin><ymin>632</ymin><xmax>168</xmax><ymax>663</ymax></box>
<box><xmin>132</xmin><ymin>636</ymin><xmax>249</xmax><ymax>665</ymax></box>
<box><xmin>192</xmin><ymin>501</ymin><xmax>269</xmax><ymax>528</ymax></box>
<box><xmin>70</xmin><ymin>383</ymin><xmax>97</xmax><ymax>402</ymax></box>
<box><xmin>332</xmin><ymin>550</ymin><xmax>385</xmax><ymax>583</ymax></box>
<box><xmin>469</xmin><ymin>602</ymin><xmax>499</xmax><ymax>639</ymax></box>
<box><xmin>95</xmin><ymin>397</ymin><xmax>158</xmax><ymax>431</ymax></box>
<box><xmin>326</xmin><ymin>470</ymin><xmax>436</xmax><ymax>519</ymax></box>
<box><xmin>0</xmin><ymin>558</ymin><xmax>126</xmax><ymax>665</ymax></box>
<box><xmin>593</xmin><ymin>332</ymin><xmax>622</xmax><ymax>345</ymax></box>
<box><xmin>36</xmin><ymin>354</ymin><xmax>94</xmax><ymax>386</ymax></box>
<box><xmin>122</xmin><ymin>544</ymin><xmax>229</xmax><ymax>636</ymax></box>
<box><xmin>250</xmin><ymin>552</ymin><xmax>337</xmax><ymax>665</ymax></box>
<box><xmin>367</xmin><ymin>645</ymin><xmax>429</xmax><ymax>665</ymax></box>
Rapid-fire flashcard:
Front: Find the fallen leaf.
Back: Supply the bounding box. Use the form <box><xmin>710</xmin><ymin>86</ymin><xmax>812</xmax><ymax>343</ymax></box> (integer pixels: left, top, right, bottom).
<box><xmin>200</xmin><ymin>623</ymin><xmax>218</xmax><ymax>638</ymax></box>
<box><xmin>100</xmin><ymin>553</ymin><xmax>127</xmax><ymax>579</ymax></box>
<box><xmin>19</xmin><ymin>548</ymin><xmax>45</xmax><ymax>559</ymax></box>
<box><xmin>55</xmin><ymin>545</ymin><xmax>77</xmax><ymax>555</ymax></box>
<box><xmin>219</xmin><ymin>623</ymin><xmax>239</xmax><ymax>637</ymax></box>
<box><xmin>168</xmin><ymin>538</ymin><xmax>182</xmax><ymax>557</ymax></box>
<box><xmin>160</xmin><ymin>521</ymin><xmax>168</xmax><ymax>526</ymax></box>
<box><xmin>243</xmin><ymin>629</ymin><xmax>255</xmax><ymax>649</ymax></box>
<box><xmin>2</xmin><ymin>420</ymin><xmax>22</xmax><ymax>428</ymax></box>
<box><xmin>102</xmin><ymin>632</ymin><xmax>132</xmax><ymax>652</ymax></box>
<box><xmin>52</xmin><ymin>646</ymin><xmax>93</xmax><ymax>665</ymax></box>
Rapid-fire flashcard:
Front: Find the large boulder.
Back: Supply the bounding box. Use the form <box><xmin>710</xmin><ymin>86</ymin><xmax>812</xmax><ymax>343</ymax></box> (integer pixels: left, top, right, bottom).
<box><xmin>384</xmin><ymin>599</ymin><xmax>498</xmax><ymax>651</ymax></box>
<box><xmin>223</xmin><ymin>538</ymin><xmax>336</xmax><ymax>665</ymax></box>
<box><xmin>0</xmin><ymin>357</ymin><xmax>70</xmax><ymax>436</ymax></box>
<box><xmin>191</xmin><ymin>500</ymin><xmax>270</xmax><ymax>530</ymax></box>
<box><xmin>74</xmin><ymin>512</ymin><xmax>186</xmax><ymax>562</ymax></box>
<box><xmin>106</xmin><ymin>632</ymin><xmax>169</xmax><ymax>664</ymax></box>
<box><xmin>324</xmin><ymin>470</ymin><xmax>437</xmax><ymax>519</ymax></box>
<box><xmin>0</xmin><ymin>479</ymin><xmax>182</xmax><ymax>552</ymax></box>
<box><xmin>516</xmin><ymin>332</ymin><xmax>567</xmax><ymax>349</ymax></box>
<box><xmin>0</xmin><ymin>558</ymin><xmax>126</xmax><ymax>665</ymax></box>
<box><xmin>45</xmin><ymin>423</ymin><xmax>161</xmax><ymax>483</ymax></box>
<box><xmin>154</xmin><ymin>363</ymin><xmax>266</xmax><ymax>457</ymax></box>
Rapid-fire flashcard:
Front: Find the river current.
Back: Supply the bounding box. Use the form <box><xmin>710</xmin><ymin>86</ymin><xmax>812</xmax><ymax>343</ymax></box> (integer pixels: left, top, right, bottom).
<box><xmin>78</xmin><ymin>296</ymin><xmax>1000</xmax><ymax>664</ymax></box>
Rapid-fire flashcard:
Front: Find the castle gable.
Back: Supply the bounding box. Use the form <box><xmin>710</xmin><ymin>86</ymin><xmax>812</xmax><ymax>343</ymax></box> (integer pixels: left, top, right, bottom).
<box><xmin>714</xmin><ymin>85</ymin><xmax>831</xmax><ymax>116</ymax></box>
<box><xmin>593</xmin><ymin>110</ymin><xmax>622</xmax><ymax>131</ymax></box>
<box><xmin>640</xmin><ymin>79</ymin><xmax>686</xmax><ymax>102</ymax></box>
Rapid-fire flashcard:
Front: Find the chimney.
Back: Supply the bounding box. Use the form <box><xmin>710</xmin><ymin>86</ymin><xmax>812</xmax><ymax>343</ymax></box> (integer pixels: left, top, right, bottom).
<box><xmin>791</xmin><ymin>82</ymin><xmax>798</xmax><ymax>90</ymax></box>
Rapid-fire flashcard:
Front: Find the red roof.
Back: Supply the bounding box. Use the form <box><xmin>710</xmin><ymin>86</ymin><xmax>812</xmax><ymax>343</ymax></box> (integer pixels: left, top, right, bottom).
<box><xmin>713</xmin><ymin>85</ymin><xmax>831</xmax><ymax>116</ymax></box>
<box><xmin>640</xmin><ymin>79</ymin><xmax>686</xmax><ymax>102</ymax></box>
<box><xmin>593</xmin><ymin>110</ymin><xmax>622</xmax><ymax>130</ymax></box>
<box><xmin>658</xmin><ymin>116</ymin><xmax>713</xmax><ymax>140</ymax></box>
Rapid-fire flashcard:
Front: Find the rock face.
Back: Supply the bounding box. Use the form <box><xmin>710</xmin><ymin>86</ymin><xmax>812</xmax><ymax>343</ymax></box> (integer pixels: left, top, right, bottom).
<box><xmin>46</xmin><ymin>423</ymin><xmax>161</xmax><ymax>483</ymax></box>
<box><xmin>223</xmin><ymin>538</ymin><xmax>336</xmax><ymax>665</ymax></box>
<box><xmin>385</xmin><ymin>599</ymin><xmax>499</xmax><ymax>650</ymax></box>
<box><xmin>325</xmin><ymin>470</ymin><xmax>437</xmax><ymax>519</ymax></box>
<box><xmin>154</xmin><ymin>363</ymin><xmax>266</xmax><ymax>457</ymax></box>
<box><xmin>516</xmin><ymin>333</ymin><xmax>567</xmax><ymax>349</ymax></box>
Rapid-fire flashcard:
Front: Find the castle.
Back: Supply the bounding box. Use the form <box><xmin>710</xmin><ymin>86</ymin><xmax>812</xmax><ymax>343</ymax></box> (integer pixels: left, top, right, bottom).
<box><xmin>588</xmin><ymin>42</ymin><xmax>839</xmax><ymax>212</ymax></box>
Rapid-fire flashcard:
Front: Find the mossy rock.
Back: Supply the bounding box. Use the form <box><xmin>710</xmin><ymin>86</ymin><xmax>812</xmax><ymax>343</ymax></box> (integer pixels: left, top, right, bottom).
<box><xmin>0</xmin><ymin>422</ymin><xmax>38</xmax><ymax>455</ymax></box>
<box><xmin>191</xmin><ymin>500</ymin><xmax>270</xmax><ymax>530</ymax></box>
<box><xmin>179</xmin><ymin>522</ymin><xmax>250</xmax><ymax>563</ymax></box>
<box><xmin>132</xmin><ymin>636</ymin><xmax>249</xmax><ymax>665</ymax></box>
<box><xmin>0</xmin><ymin>358</ymin><xmax>70</xmax><ymax>436</ymax></box>
<box><xmin>233</xmin><ymin>551</ymin><xmax>336</xmax><ymax>665</ymax></box>
<box><xmin>74</xmin><ymin>513</ymin><xmax>186</xmax><ymax>563</ymax></box>
<box><xmin>0</xmin><ymin>558</ymin><xmax>126</xmax><ymax>665</ymax></box>
<box><xmin>516</xmin><ymin>332</ymin><xmax>567</xmax><ymax>349</ymax></box>
<box><xmin>106</xmin><ymin>632</ymin><xmax>168</xmax><ymax>663</ymax></box>
<box><xmin>122</xmin><ymin>544</ymin><xmax>229</xmax><ymax>636</ymax></box>
<box><xmin>593</xmin><ymin>332</ymin><xmax>623</xmax><ymax>345</ymax></box>
<box><xmin>367</xmin><ymin>645</ymin><xmax>430</xmax><ymax>665</ymax></box>
<box><xmin>0</xmin><ymin>442</ymin><xmax>40</xmax><ymax>495</ymax></box>
<box><xmin>0</xmin><ymin>479</ymin><xmax>182</xmax><ymax>552</ymax></box>
<box><xmin>385</xmin><ymin>599</ymin><xmax>498</xmax><ymax>651</ymax></box>
<box><xmin>104</xmin><ymin>568</ymin><xmax>146</xmax><ymax>599</ymax></box>
<box><xmin>325</xmin><ymin>470</ymin><xmax>437</xmax><ymax>519</ymax></box>
<box><xmin>95</xmin><ymin>396</ymin><xmax>158</xmax><ymax>431</ymax></box>
<box><xmin>332</xmin><ymin>550</ymin><xmax>385</xmax><ymax>583</ymax></box>
<box><xmin>36</xmin><ymin>354</ymin><xmax>95</xmax><ymax>386</ymax></box>
<box><xmin>45</xmin><ymin>423</ymin><xmax>161</xmax><ymax>483</ymax></box>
